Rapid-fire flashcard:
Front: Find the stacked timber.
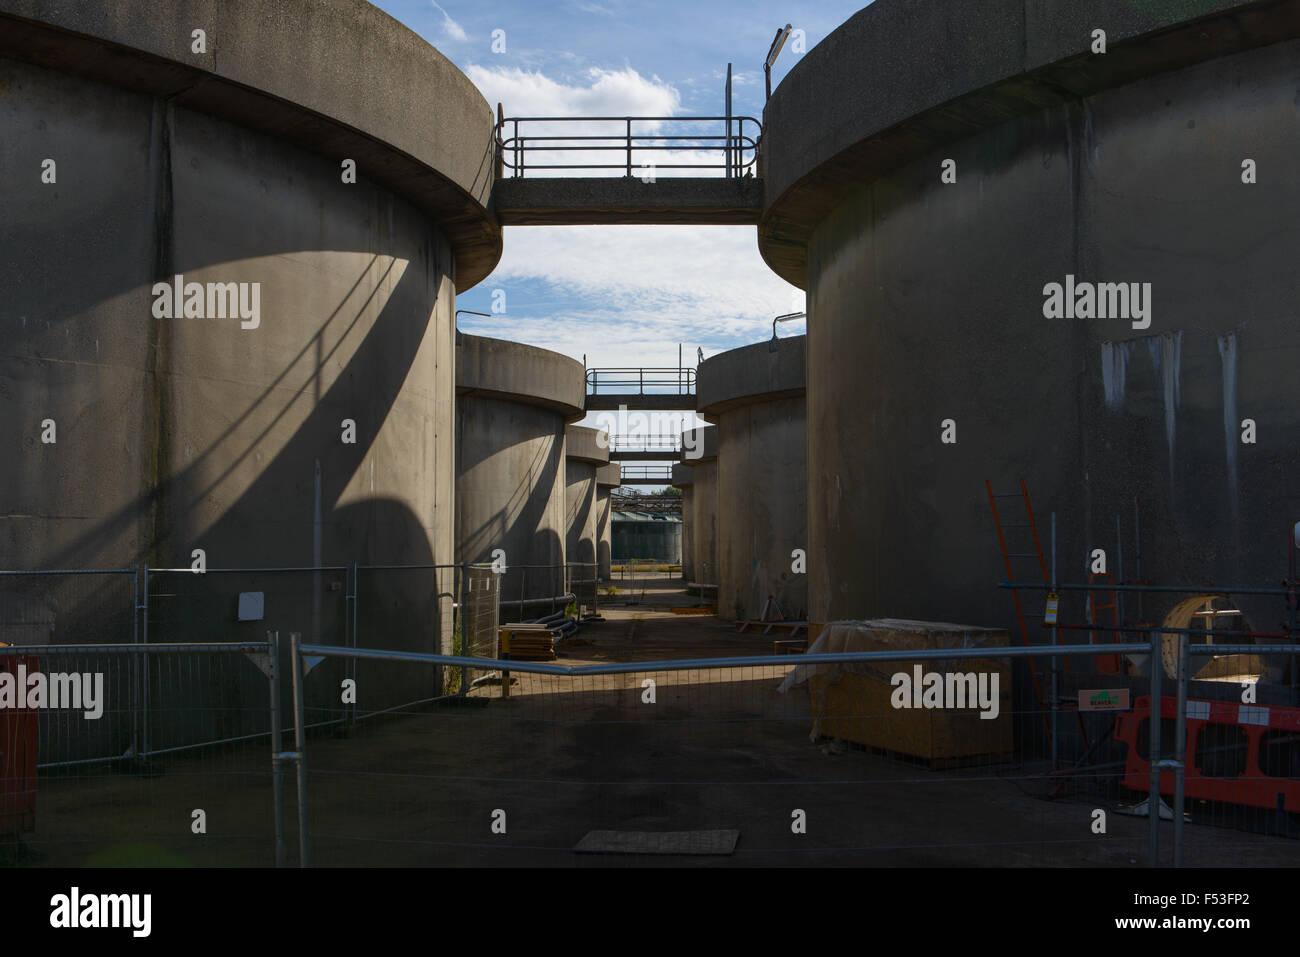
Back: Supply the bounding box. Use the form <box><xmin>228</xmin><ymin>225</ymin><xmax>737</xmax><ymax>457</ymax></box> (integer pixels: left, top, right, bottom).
<box><xmin>499</xmin><ymin>624</ymin><xmax>558</xmax><ymax>661</ymax></box>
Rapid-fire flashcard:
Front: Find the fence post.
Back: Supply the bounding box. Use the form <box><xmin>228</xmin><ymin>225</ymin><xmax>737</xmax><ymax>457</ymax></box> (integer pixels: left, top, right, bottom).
<box><xmin>132</xmin><ymin>565</ymin><xmax>143</xmax><ymax>758</ymax></box>
<box><xmin>458</xmin><ymin>562</ymin><xmax>469</xmax><ymax>695</ymax></box>
<box><xmin>289</xmin><ymin>631</ymin><xmax>311</xmax><ymax>867</ymax></box>
<box><xmin>348</xmin><ymin>562</ymin><xmax>358</xmax><ymax>729</ymax></box>
<box><xmin>141</xmin><ymin>567</ymin><xmax>151</xmax><ymax>759</ymax></box>
<box><xmin>1148</xmin><ymin>626</ymin><xmax>1163</xmax><ymax>867</ymax></box>
<box><xmin>1173</xmin><ymin>631</ymin><xmax>1189</xmax><ymax>867</ymax></box>
<box><xmin>268</xmin><ymin>630</ymin><xmax>286</xmax><ymax>868</ymax></box>
<box><xmin>626</xmin><ymin>117</ymin><xmax>632</xmax><ymax>177</ymax></box>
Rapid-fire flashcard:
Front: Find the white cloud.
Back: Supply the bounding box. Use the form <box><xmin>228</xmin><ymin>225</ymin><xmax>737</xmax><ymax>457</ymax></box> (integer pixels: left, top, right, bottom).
<box><xmin>468</xmin><ymin>65</ymin><xmax>753</xmax><ymax>177</ymax></box>
<box><xmin>467</xmin><ymin>225</ymin><xmax>805</xmax><ymax>366</ymax></box>
<box><xmin>466</xmin><ymin>64</ymin><xmax>679</xmax><ymax>118</ymax></box>
<box><xmin>429</xmin><ymin>1</ymin><xmax>467</xmax><ymax>41</ymax></box>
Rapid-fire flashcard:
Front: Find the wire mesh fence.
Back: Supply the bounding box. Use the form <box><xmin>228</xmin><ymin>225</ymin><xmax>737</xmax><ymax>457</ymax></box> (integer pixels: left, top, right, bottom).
<box><xmin>277</xmin><ymin>639</ymin><xmax>1300</xmax><ymax>867</ymax></box>
<box><xmin>6</xmin><ymin>565</ymin><xmax>1300</xmax><ymax>868</ymax></box>
<box><xmin>0</xmin><ymin>641</ymin><xmax>278</xmax><ymax>867</ymax></box>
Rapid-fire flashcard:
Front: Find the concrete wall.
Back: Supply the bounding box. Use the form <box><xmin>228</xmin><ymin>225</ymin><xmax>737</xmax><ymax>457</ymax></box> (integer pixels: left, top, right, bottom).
<box><xmin>672</xmin><ymin>464</ymin><xmax>696</xmax><ymax>581</ymax></box>
<box><xmin>681</xmin><ymin>427</ymin><xmax>718</xmax><ymax>588</ymax></box>
<box><xmin>456</xmin><ymin>335</ymin><xmax>585</xmax><ymax>603</ymax></box>
<box><xmin>596</xmin><ymin>463</ymin><xmax>621</xmax><ymax>580</ymax></box>
<box><xmin>762</xmin><ymin>1</ymin><xmax>1300</xmax><ymax>649</ymax></box>
<box><xmin>565</xmin><ymin>426</ymin><xmax>611</xmax><ymax>580</ymax></box>
<box><xmin>0</xmin><ymin>0</ymin><xmax>501</xmax><ymax>747</ymax></box>
<box><xmin>698</xmin><ymin>337</ymin><xmax>806</xmax><ymax>622</ymax></box>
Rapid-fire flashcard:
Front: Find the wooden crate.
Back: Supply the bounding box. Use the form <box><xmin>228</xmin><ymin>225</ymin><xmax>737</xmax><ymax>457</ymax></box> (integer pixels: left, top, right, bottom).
<box><xmin>806</xmin><ymin>620</ymin><xmax>1013</xmax><ymax>765</ymax></box>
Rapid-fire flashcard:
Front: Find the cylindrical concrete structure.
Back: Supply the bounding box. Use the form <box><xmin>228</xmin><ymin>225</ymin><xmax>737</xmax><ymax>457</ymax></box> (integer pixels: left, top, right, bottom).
<box><xmin>680</xmin><ymin>427</ymin><xmax>718</xmax><ymax>589</ymax></box>
<box><xmin>565</xmin><ymin>426</ymin><xmax>611</xmax><ymax>586</ymax></box>
<box><xmin>0</xmin><ymin>0</ymin><xmax>503</xmax><ymax>735</ymax></box>
<box><xmin>698</xmin><ymin>336</ymin><xmax>806</xmax><ymax>622</ymax></box>
<box><xmin>456</xmin><ymin>334</ymin><xmax>585</xmax><ymax>604</ymax></box>
<box><xmin>760</xmin><ymin>0</ymin><xmax>1300</xmax><ymax>641</ymax></box>
<box><xmin>596</xmin><ymin>463</ymin><xmax>621</xmax><ymax>581</ymax></box>
<box><xmin>671</xmin><ymin>464</ymin><xmax>696</xmax><ymax>582</ymax></box>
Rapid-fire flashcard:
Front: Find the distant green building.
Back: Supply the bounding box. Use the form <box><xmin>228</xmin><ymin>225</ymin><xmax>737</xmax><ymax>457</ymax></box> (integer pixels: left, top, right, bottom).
<box><xmin>611</xmin><ymin>510</ymin><xmax>682</xmax><ymax>564</ymax></box>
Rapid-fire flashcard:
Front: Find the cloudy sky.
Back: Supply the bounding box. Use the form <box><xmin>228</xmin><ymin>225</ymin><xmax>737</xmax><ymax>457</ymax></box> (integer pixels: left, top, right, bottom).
<box><xmin>372</xmin><ymin>0</ymin><xmax>868</xmax><ymax>391</ymax></box>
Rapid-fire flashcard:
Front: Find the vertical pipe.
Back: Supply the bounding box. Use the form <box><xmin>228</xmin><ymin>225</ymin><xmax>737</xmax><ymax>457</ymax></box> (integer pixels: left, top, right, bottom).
<box><xmin>1148</xmin><ymin>626</ymin><xmax>1163</xmax><ymax>867</ymax></box>
<box><xmin>458</xmin><ymin>562</ymin><xmax>469</xmax><ymax>695</ymax></box>
<box><xmin>1050</xmin><ymin>512</ymin><xmax>1058</xmax><ymax>769</ymax></box>
<box><xmin>1289</xmin><ymin>523</ymin><xmax>1297</xmax><ymax>700</ymax></box>
<box><xmin>725</xmin><ymin>63</ymin><xmax>733</xmax><ymax>178</ymax></box>
<box><xmin>289</xmin><ymin>631</ymin><xmax>310</xmax><ymax>867</ymax></box>
<box><xmin>142</xmin><ymin>568</ymin><xmax>151</xmax><ymax>758</ymax></box>
<box><xmin>495</xmin><ymin>102</ymin><xmax>504</xmax><ymax>180</ymax></box>
<box><xmin>1134</xmin><ymin>497</ymin><xmax>1143</xmax><ymax>621</ymax></box>
<box><xmin>349</xmin><ymin>562</ymin><xmax>358</xmax><ymax>728</ymax></box>
<box><xmin>1173</xmin><ymin>630</ymin><xmax>1189</xmax><ymax>867</ymax></box>
<box><xmin>312</xmin><ymin>459</ymin><xmax>322</xmax><ymax>653</ymax></box>
<box><xmin>1115</xmin><ymin>513</ymin><xmax>1125</xmax><ymax>630</ymax></box>
<box><xmin>268</xmin><ymin>630</ymin><xmax>286</xmax><ymax>868</ymax></box>
<box><xmin>132</xmin><ymin>566</ymin><xmax>142</xmax><ymax>757</ymax></box>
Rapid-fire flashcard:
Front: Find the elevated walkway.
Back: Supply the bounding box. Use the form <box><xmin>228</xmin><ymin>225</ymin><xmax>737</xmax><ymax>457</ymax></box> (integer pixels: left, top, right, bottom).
<box><xmin>493</xmin><ymin>114</ymin><xmax>762</xmax><ymax>227</ymax></box>
<box><xmin>585</xmin><ymin>368</ymin><xmax>696</xmax><ymax>412</ymax></box>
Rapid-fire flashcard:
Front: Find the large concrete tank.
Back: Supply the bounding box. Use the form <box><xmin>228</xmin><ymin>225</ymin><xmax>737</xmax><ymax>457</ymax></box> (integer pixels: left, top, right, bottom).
<box><xmin>698</xmin><ymin>336</ymin><xmax>806</xmax><ymax>622</ymax></box>
<box><xmin>0</xmin><ymin>0</ymin><xmax>501</xmax><ymax>734</ymax></box>
<box><xmin>671</xmin><ymin>464</ymin><xmax>696</xmax><ymax>582</ymax></box>
<box><xmin>681</xmin><ymin>427</ymin><xmax>718</xmax><ymax>590</ymax></box>
<box><xmin>565</xmin><ymin>426</ymin><xmax>611</xmax><ymax>589</ymax></box>
<box><xmin>596</xmin><ymin>463</ymin><xmax>621</xmax><ymax>581</ymax></box>
<box><xmin>759</xmin><ymin>0</ymin><xmax>1300</xmax><ymax>640</ymax></box>
<box><xmin>456</xmin><ymin>334</ymin><xmax>585</xmax><ymax>605</ymax></box>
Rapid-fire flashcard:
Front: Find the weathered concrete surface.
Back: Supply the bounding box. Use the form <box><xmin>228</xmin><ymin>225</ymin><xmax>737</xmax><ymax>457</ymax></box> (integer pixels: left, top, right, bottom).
<box><xmin>760</xmin><ymin>0</ymin><xmax>1300</xmax><ymax>287</ymax></box>
<box><xmin>596</xmin><ymin>463</ymin><xmax>621</xmax><ymax>580</ymax></box>
<box><xmin>698</xmin><ymin>338</ymin><xmax>806</xmax><ymax>621</ymax></box>
<box><xmin>456</xmin><ymin>336</ymin><xmax>585</xmax><ymax>602</ymax></box>
<box><xmin>681</xmin><ymin>427</ymin><xmax>718</xmax><ymax>587</ymax></box>
<box><xmin>565</xmin><ymin>425</ymin><xmax>611</xmax><ymax>576</ymax></box>
<box><xmin>671</xmin><ymin>464</ymin><xmax>696</xmax><ymax>581</ymax></box>
<box><xmin>457</xmin><ymin>332</ymin><xmax>587</xmax><ymax>417</ymax></box>
<box><xmin>494</xmin><ymin>177</ymin><xmax>763</xmax><ymax>226</ymax></box>
<box><xmin>0</xmin><ymin>5</ymin><xmax>488</xmax><ymax>717</ymax></box>
<box><xmin>0</xmin><ymin>0</ymin><xmax>502</xmax><ymax>288</ymax></box>
<box><xmin>779</xmin><ymin>9</ymin><xmax>1300</xmax><ymax>648</ymax></box>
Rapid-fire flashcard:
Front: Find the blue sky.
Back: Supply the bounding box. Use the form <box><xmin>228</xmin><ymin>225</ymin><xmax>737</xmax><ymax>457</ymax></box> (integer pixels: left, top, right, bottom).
<box><xmin>371</xmin><ymin>0</ymin><xmax>869</xmax><ymax>394</ymax></box>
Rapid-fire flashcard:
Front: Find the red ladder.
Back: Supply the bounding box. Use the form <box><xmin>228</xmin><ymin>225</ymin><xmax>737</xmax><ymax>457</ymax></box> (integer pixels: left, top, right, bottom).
<box><xmin>1087</xmin><ymin>572</ymin><xmax>1123</xmax><ymax>674</ymax></box>
<box><xmin>986</xmin><ymin>478</ymin><xmax>1088</xmax><ymax>752</ymax></box>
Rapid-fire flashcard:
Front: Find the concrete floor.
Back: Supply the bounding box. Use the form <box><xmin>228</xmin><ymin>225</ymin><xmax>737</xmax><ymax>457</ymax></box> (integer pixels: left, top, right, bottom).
<box><xmin>12</xmin><ymin>577</ymin><xmax>1300</xmax><ymax>867</ymax></box>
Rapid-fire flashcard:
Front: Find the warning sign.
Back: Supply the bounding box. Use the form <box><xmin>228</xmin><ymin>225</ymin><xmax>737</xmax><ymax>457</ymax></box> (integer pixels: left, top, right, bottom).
<box><xmin>1079</xmin><ymin>688</ymin><xmax>1131</xmax><ymax>711</ymax></box>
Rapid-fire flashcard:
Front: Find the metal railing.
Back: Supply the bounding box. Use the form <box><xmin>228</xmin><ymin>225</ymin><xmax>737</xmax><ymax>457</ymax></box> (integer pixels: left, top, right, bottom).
<box><xmin>7</xmin><ymin>612</ymin><xmax>1300</xmax><ymax>866</ymax></box>
<box><xmin>586</xmin><ymin>367</ymin><xmax>695</xmax><ymax>395</ymax></box>
<box><xmin>495</xmin><ymin>115</ymin><xmax>761</xmax><ymax>178</ymax></box>
<box><xmin>618</xmin><ymin>465</ymin><xmax>675</xmax><ymax>483</ymax></box>
<box><xmin>277</xmin><ymin>635</ymin><xmax>1300</xmax><ymax>867</ymax></box>
<box><xmin>605</xmin><ymin>434</ymin><xmax>683</xmax><ymax>454</ymax></box>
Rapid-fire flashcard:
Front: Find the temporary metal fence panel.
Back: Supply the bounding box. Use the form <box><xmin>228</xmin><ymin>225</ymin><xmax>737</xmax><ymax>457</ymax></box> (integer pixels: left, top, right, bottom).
<box><xmin>144</xmin><ymin>567</ymin><xmax>349</xmax><ymax>754</ymax></box>
<box><xmin>0</xmin><ymin>570</ymin><xmax>139</xmax><ymax>768</ymax></box>
<box><xmin>0</xmin><ymin>640</ymin><xmax>281</xmax><ymax>867</ymax></box>
<box><xmin>352</xmin><ymin>564</ymin><xmax>460</xmax><ymax>709</ymax></box>
<box><xmin>461</xmin><ymin>565</ymin><xmax>499</xmax><ymax>657</ymax></box>
<box><xmin>272</xmin><ymin>639</ymin><xmax>1299</xmax><ymax>868</ymax></box>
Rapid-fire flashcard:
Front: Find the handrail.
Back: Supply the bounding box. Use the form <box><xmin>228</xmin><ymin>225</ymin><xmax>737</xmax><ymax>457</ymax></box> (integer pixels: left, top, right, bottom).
<box><xmin>586</xmin><ymin>367</ymin><xmax>695</xmax><ymax>394</ymax></box>
<box><xmin>619</xmin><ymin>465</ymin><xmax>675</xmax><ymax>480</ymax></box>
<box><xmin>495</xmin><ymin>115</ymin><xmax>761</xmax><ymax>178</ymax></box>
<box><xmin>606</xmin><ymin>434</ymin><xmax>682</xmax><ymax>451</ymax></box>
